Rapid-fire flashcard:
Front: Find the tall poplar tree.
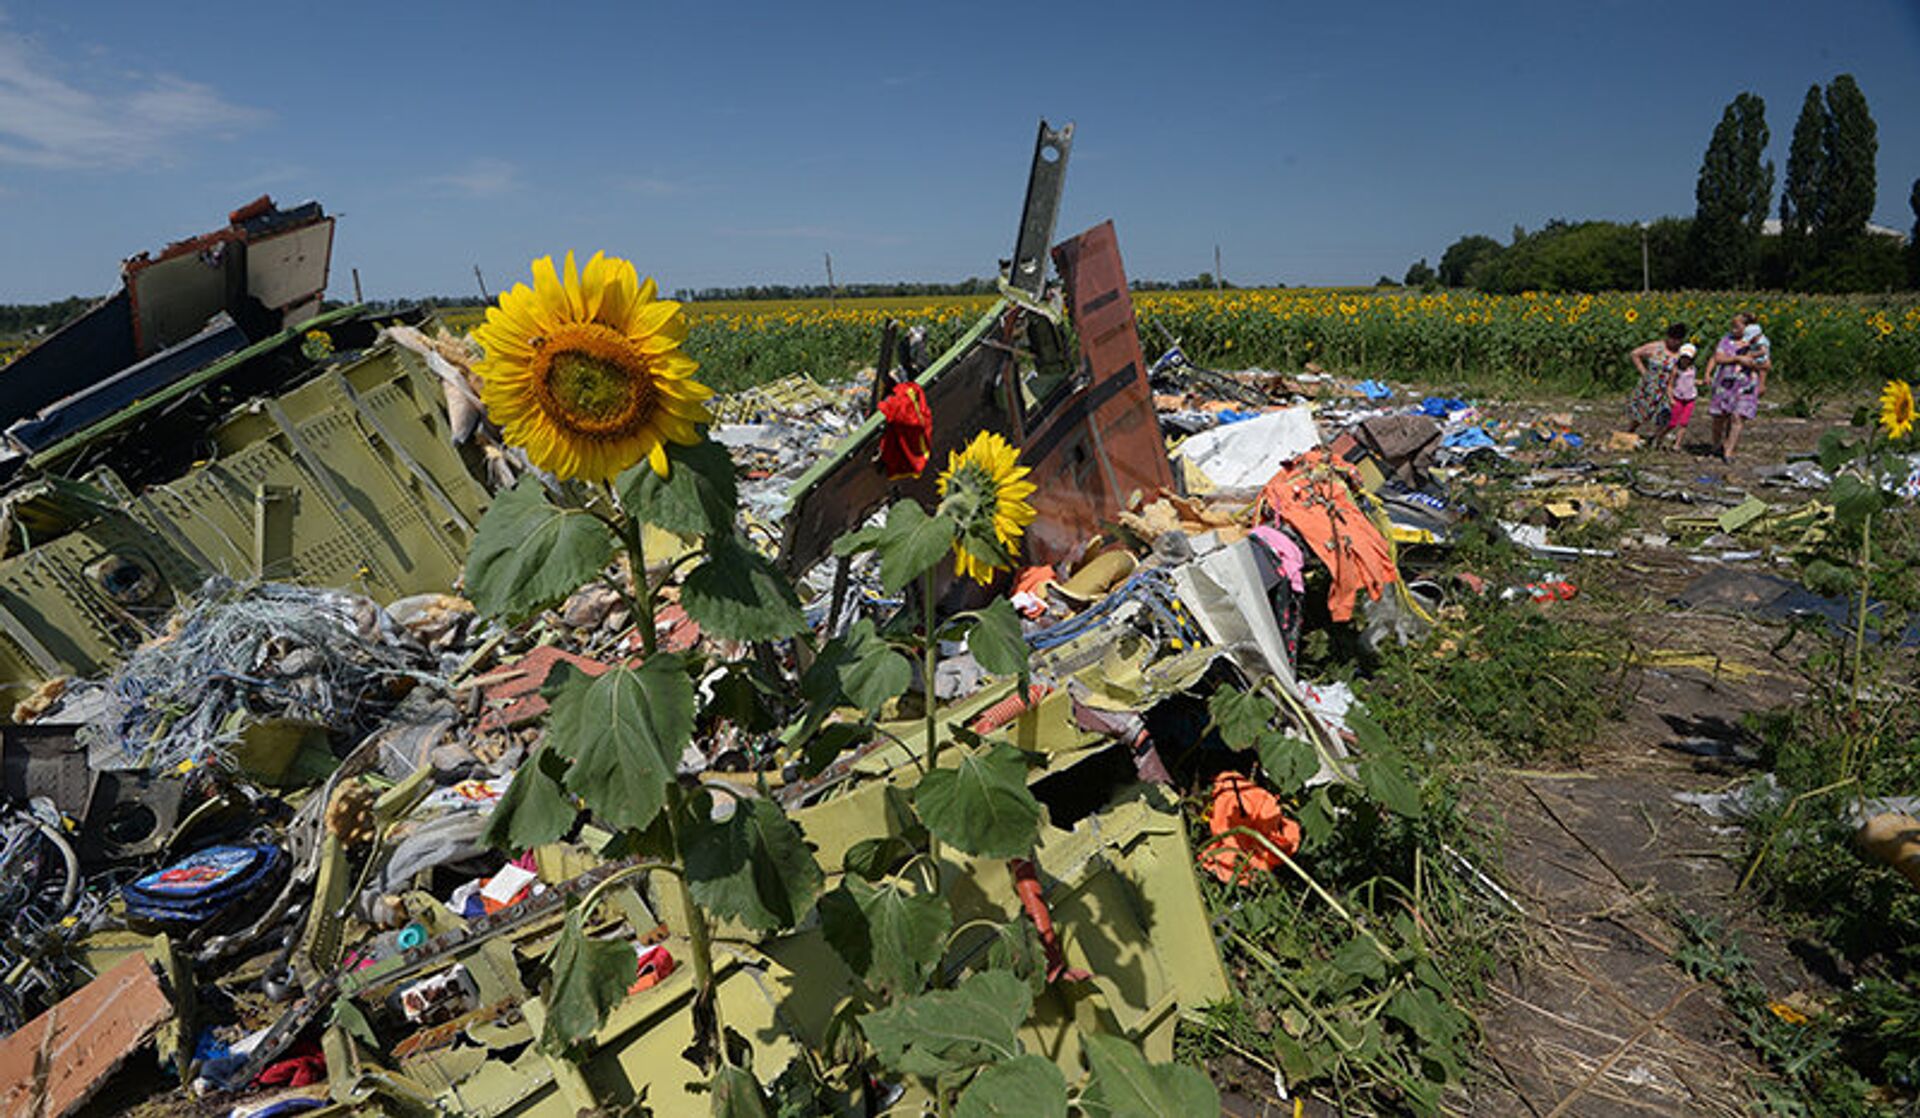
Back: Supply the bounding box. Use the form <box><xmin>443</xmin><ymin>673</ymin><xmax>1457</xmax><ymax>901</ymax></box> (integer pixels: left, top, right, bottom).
<box><xmin>1779</xmin><ymin>84</ymin><xmax>1825</xmax><ymax>280</ymax></box>
<box><xmin>1818</xmin><ymin>74</ymin><xmax>1877</xmax><ymax>257</ymax></box>
<box><xmin>1908</xmin><ymin>177</ymin><xmax>1920</xmax><ymax>290</ymax></box>
<box><xmin>1691</xmin><ymin>93</ymin><xmax>1773</xmax><ymax>289</ymax></box>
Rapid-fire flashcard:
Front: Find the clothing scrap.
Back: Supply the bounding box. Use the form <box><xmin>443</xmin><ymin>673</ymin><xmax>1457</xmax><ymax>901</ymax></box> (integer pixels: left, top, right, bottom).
<box><xmin>1255</xmin><ymin>450</ymin><xmax>1399</xmax><ymax>622</ymax></box>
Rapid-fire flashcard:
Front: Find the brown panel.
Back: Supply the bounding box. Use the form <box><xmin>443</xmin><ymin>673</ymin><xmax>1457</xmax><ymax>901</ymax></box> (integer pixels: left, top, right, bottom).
<box><xmin>0</xmin><ymin>953</ymin><xmax>173</xmax><ymax>1118</ymax></box>
<box><xmin>1018</xmin><ymin>221</ymin><xmax>1173</xmax><ymax>563</ymax></box>
<box><xmin>779</xmin><ymin>223</ymin><xmax>1173</xmax><ymax>582</ymax></box>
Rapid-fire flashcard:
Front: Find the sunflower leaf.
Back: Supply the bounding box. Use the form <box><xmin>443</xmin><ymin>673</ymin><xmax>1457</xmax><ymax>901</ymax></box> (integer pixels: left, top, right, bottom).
<box><xmin>615</xmin><ymin>438</ymin><xmax>738</xmax><ymax>538</ymax></box>
<box><xmin>549</xmin><ymin>657</ymin><xmax>694</xmax><ymax>832</ymax></box>
<box><xmin>801</xmin><ymin>619</ymin><xmax>911</xmax><ymax>712</ymax></box>
<box><xmin>464</xmin><ymin>477</ymin><xmax>616</xmax><ymax>622</ymax></box>
<box><xmin>681</xmin><ymin>533</ymin><xmax>807</xmax><ymax>640</ymax></box>
<box><xmin>1208</xmin><ymin>688</ymin><xmax>1277</xmax><ymax>751</ymax></box>
<box><xmin>818</xmin><ymin>876</ymin><xmax>952</xmax><ymax>998</ymax></box>
<box><xmin>1830</xmin><ymin>473</ymin><xmax>1884</xmax><ymax>529</ymax></box>
<box><xmin>965</xmin><ymin>598</ymin><xmax>1028</xmax><ymax>679</ymax></box>
<box><xmin>1079</xmin><ymin>1033</ymin><xmax>1221</xmax><ymax>1117</ymax></box>
<box><xmin>872</xmin><ymin>500</ymin><xmax>957</xmax><ymax>593</ymax></box>
<box><xmin>913</xmin><ymin>743</ymin><xmax>1042</xmax><ymax>858</ymax></box>
<box><xmin>1258</xmin><ymin>734</ymin><xmax>1321</xmax><ymax>796</ymax></box>
<box><xmin>482</xmin><ymin>744</ymin><xmax>577</xmax><ymax>852</ymax></box>
<box><xmin>682</xmin><ymin>796</ymin><xmax>824</xmax><ymax>932</ymax></box>
<box><xmin>539</xmin><ymin>907</ymin><xmax>636</xmax><ymax>1054</ymax></box>
<box><xmin>955</xmin><ymin>1055</ymin><xmax>1068</xmax><ymax>1118</ymax></box>
<box><xmin>860</xmin><ymin>969</ymin><xmax>1031</xmax><ymax>1078</ymax></box>
<box><xmin>708</xmin><ymin>1065</ymin><xmax>772</xmax><ymax>1118</ymax></box>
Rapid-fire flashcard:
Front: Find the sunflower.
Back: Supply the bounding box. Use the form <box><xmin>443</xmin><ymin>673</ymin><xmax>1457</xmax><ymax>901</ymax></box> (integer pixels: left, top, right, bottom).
<box><xmin>935</xmin><ymin>431</ymin><xmax>1037</xmax><ymax>584</ymax></box>
<box><xmin>472</xmin><ymin>251</ymin><xmax>712</xmax><ymax>482</ymax></box>
<box><xmin>1881</xmin><ymin>380</ymin><xmax>1915</xmax><ymax>441</ymax></box>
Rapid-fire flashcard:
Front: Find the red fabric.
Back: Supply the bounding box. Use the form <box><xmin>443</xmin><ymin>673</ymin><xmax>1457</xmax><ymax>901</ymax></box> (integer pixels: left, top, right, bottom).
<box><xmin>255</xmin><ymin>1040</ymin><xmax>326</xmax><ymax>1088</ymax></box>
<box><xmin>877</xmin><ymin>382</ymin><xmax>933</xmax><ymax>479</ymax></box>
<box><xmin>1201</xmin><ymin>772</ymin><xmax>1302</xmax><ymax>886</ymax></box>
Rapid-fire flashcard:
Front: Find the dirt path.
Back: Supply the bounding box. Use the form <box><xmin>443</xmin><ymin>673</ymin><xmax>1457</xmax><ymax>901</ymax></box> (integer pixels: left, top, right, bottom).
<box><xmin>1461</xmin><ymin>401</ymin><xmax>1834</xmax><ymax>1116</ymax></box>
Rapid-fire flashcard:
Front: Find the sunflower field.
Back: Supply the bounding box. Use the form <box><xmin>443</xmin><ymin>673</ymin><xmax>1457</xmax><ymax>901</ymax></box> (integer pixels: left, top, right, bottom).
<box><xmin>442</xmin><ymin>288</ymin><xmax>1920</xmax><ymax>397</ymax></box>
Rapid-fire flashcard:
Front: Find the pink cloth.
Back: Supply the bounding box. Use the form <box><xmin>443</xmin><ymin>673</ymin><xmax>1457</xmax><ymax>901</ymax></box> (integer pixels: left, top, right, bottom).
<box><xmin>1250</xmin><ymin>526</ymin><xmax>1306</xmax><ymax>593</ymax></box>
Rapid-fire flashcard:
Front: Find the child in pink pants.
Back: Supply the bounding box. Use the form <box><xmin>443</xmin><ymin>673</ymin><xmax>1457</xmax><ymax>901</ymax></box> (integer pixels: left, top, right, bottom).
<box><xmin>1658</xmin><ymin>343</ymin><xmax>1699</xmax><ymax>451</ymax></box>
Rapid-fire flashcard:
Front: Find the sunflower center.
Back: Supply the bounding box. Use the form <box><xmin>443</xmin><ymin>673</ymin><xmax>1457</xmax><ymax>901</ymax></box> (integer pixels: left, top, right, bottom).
<box><xmin>529</xmin><ymin>323</ymin><xmax>655</xmax><ymax>438</ymax></box>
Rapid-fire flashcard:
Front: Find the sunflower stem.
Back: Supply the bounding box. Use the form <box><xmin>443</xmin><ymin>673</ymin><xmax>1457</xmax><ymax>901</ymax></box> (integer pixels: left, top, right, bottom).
<box><xmin>664</xmin><ymin>784</ymin><xmax>726</xmax><ymax>1064</ymax></box>
<box><xmin>921</xmin><ymin>567</ymin><xmax>942</xmax><ymax>869</ymax></box>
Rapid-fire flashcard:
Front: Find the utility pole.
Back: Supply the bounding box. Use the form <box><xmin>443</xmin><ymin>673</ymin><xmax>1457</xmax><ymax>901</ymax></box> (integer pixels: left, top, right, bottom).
<box><xmin>1214</xmin><ymin>244</ymin><xmax>1224</xmax><ymax>290</ymax></box>
<box><xmin>824</xmin><ymin>252</ymin><xmax>836</xmax><ymax>308</ymax></box>
<box><xmin>1639</xmin><ymin>224</ymin><xmax>1650</xmax><ymax>293</ymax></box>
<box><xmin>351</xmin><ymin>267</ymin><xmax>364</xmax><ymax>304</ymax></box>
<box><xmin>474</xmin><ymin>265</ymin><xmax>491</xmax><ymax>304</ymax></box>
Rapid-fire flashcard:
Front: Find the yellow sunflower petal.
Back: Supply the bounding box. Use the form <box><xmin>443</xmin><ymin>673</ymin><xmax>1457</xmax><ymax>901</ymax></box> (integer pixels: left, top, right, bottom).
<box><xmin>530</xmin><ymin>256</ymin><xmax>577</xmax><ymax>327</ymax></box>
<box><xmin>561</xmin><ymin>251</ymin><xmax>588</xmax><ymax>321</ymax></box>
<box><xmin>578</xmin><ymin>251</ymin><xmax>610</xmax><ymax>322</ymax></box>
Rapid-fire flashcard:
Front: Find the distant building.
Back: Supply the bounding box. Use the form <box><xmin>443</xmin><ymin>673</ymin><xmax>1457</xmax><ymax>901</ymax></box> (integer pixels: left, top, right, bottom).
<box><xmin>1760</xmin><ymin>218</ymin><xmax>1908</xmax><ymax>242</ymax></box>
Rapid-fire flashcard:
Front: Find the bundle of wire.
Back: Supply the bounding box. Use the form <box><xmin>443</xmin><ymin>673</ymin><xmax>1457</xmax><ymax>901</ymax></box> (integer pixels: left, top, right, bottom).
<box><xmin>87</xmin><ymin>579</ymin><xmax>436</xmax><ymax>773</ymax></box>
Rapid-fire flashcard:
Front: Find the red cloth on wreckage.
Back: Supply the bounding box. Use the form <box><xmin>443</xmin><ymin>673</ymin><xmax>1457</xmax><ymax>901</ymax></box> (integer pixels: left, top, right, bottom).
<box><xmin>1254</xmin><ymin>449</ymin><xmax>1399</xmax><ymax>622</ymax></box>
<box><xmin>877</xmin><ymin>382</ymin><xmax>933</xmax><ymax>479</ymax></box>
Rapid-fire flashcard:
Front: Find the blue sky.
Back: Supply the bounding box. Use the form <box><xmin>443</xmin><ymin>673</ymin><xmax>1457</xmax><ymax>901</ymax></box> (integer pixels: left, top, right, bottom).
<box><xmin>1</xmin><ymin>1</ymin><xmax>1917</xmax><ymax>302</ymax></box>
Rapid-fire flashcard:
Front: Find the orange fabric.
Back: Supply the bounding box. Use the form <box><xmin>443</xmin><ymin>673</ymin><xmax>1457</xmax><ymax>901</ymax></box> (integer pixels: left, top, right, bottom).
<box><xmin>1201</xmin><ymin>771</ymin><xmax>1301</xmax><ymax>885</ymax></box>
<box><xmin>1012</xmin><ymin>565</ymin><xmax>1056</xmax><ymax>597</ymax></box>
<box><xmin>1254</xmin><ymin>449</ymin><xmax>1399</xmax><ymax>622</ymax></box>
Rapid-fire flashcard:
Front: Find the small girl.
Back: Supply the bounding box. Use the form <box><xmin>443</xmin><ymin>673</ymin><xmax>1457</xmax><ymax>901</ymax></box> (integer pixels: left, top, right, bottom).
<box><xmin>1655</xmin><ymin>343</ymin><xmax>1698</xmax><ymax>450</ymax></box>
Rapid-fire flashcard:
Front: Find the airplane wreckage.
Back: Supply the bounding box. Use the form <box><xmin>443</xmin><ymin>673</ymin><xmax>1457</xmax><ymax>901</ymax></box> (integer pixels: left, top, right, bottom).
<box><xmin>0</xmin><ymin>123</ymin><xmax>1417</xmax><ymax>1116</ymax></box>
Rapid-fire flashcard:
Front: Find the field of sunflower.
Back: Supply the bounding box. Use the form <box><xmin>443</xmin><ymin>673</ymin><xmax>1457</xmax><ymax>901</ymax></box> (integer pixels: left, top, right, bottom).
<box><xmin>401</xmin><ymin>287</ymin><xmax>1920</xmax><ymax>399</ymax></box>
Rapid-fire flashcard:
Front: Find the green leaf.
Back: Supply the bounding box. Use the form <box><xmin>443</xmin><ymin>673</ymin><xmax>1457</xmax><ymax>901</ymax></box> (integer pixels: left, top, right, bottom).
<box><xmin>1296</xmin><ymin>786</ymin><xmax>1336</xmax><ymax>846</ymax></box>
<box><xmin>703</xmin><ymin>663</ymin><xmax>783</xmax><ymax>735</ymax></box>
<box><xmin>1256</xmin><ymin>734</ymin><xmax>1320</xmax><ymax>796</ymax></box>
<box><xmin>615</xmin><ymin>438</ymin><xmax>738</xmax><ymax>538</ymax></box>
<box><xmin>818</xmin><ymin>876</ymin><xmax>952</xmax><ymax>998</ymax></box>
<box><xmin>841</xmin><ymin>834</ymin><xmax>917</xmax><ymax>880</ymax></box>
<box><xmin>681</xmin><ymin>533</ymin><xmax>807</xmax><ymax>640</ymax></box>
<box><xmin>871</xmin><ymin>500</ymin><xmax>957</xmax><ymax>593</ymax></box>
<box><xmin>1817</xmin><ymin>429</ymin><xmax>1855</xmax><ymax>472</ymax></box>
<box><xmin>1079</xmin><ymin>1033</ymin><xmax>1221</xmax><ymax>1117</ymax></box>
<box><xmin>539</xmin><ymin>908</ymin><xmax>636</xmax><ymax>1053</ymax></box>
<box><xmin>913</xmin><ymin>743</ymin><xmax>1043</xmax><ymax>858</ymax></box>
<box><xmin>1330</xmin><ymin>934</ymin><xmax>1387</xmax><ymax>981</ymax></box>
<box><xmin>802</xmin><ymin>619</ymin><xmax>911</xmax><ymax>711</ymax></box>
<box><xmin>1349</xmin><ymin>708</ymin><xmax>1422</xmax><ymax>819</ymax></box>
<box><xmin>1830</xmin><ymin>473</ymin><xmax>1884</xmax><ymax>529</ymax></box>
<box><xmin>1384</xmin><ymin>985</ymin><xmax>1466</xmax><ymax>1048</ymax></box>
<box><xmin>482</xmin><ymin>744</ymin><xmax>577</xmax><ymax>851</ymax></box>
<box><xmin>831</xmin><ymin>521</ymin><xmax>886</xmax><ymax>558</ymax></box>
<box><xmin>984</xmin><ymin>918</ymin><xmax>1049</xmax><ymax>997</ymax></box>
<box><xmin>464</xmin><ymin>477</ymin><xmax>616</xmax><ymax>621</ymax></box>
<box><xmin>965</xmin><ymin>598</ymin><xmax>1029</xmax><ymax>678</ymax></box>
<box><xmin>798</xmin><ymin>721</ymin><xmax>872</xmax><ymax>779</ymax></box>
<box><xmin>683</xmin><ymin>796</ymin><xmax>824</xmax><ymax>932</ymax></box>
<box><xmin>841</xmin><ymin>786</ymin><xmax>929</xmax><ymax>878</ymax></box>
<box><xmin>955</xmin><ymin>1055</ymin><xmax>1067</xmax><ymax>1118</ymax></box>
<box><xmin>549</xmin><ymin>657</ymin><xmax>694</xmax><ymax>832</ymax></box>
<box><xmin>1208</xmin><ymin>687</ymin><xmax>1276</xmax><ymax>751</ymax></box>
<box><xmin>859</xmin><ymin>970</ymin><xmax>1031</xmax><ymax>1078</ymax></box>
<box><xmin>1358</xmin><ymin>753</ymin><xmax>1423</xmax><ymax>819</ymax></box>
<box><xmin>707</xmin><ymin>1064</ymin><xmax>771</xmax><ymax>1118</ymax></box>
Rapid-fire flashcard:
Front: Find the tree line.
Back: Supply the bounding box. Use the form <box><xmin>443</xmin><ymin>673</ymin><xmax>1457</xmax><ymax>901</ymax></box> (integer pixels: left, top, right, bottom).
<box><xmin>1407</xmin><ymin>74</ymin><xmax>1919</xmax><ymax>294</ymax></box>
<box><xmin>0</xmin><ymin>296</ymin><xmax>97</xmax><ymax>336</ymax></box>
